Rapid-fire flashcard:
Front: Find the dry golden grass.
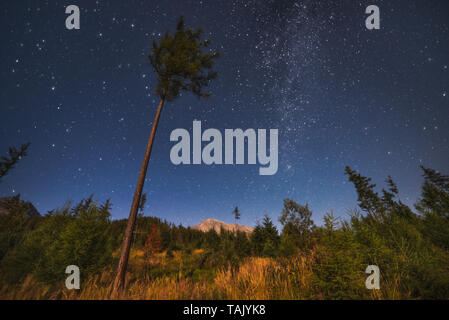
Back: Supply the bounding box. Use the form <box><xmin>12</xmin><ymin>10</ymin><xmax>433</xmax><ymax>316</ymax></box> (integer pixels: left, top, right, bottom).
<box><xmin>1</xmin><ymin>249</ymin><xmax>398</xmax><ymax>300</ymax></box>
<box><xmin>0</xmin><ymin>252</ymin><xmax>319</xmax><ymax>300</ymax></box>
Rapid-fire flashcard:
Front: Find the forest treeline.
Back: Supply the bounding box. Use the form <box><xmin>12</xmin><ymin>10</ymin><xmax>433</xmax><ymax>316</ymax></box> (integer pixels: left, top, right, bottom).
<box><xmin>0</xmin><ymin>165</ymin><xmax>448</xmax><ymax>299</ymax></box>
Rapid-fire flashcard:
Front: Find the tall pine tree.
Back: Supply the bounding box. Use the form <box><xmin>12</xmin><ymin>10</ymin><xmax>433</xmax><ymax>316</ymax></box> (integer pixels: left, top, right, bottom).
<box><xmin>111</xmin><ymin>16</ymin><xmax>219</xmax><ymax>297</ymax></box>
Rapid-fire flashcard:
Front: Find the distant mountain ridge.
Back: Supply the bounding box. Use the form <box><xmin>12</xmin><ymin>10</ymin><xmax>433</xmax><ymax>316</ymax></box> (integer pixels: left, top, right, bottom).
<box><xmin>0</xmin><ymin>196</ymin><xmax>41</xmax><ymax>217</ymax></box>
<box><xmin>191</xmin><ymin>218</ymin><xmax>254</xmax><ymax>234</ymax></box>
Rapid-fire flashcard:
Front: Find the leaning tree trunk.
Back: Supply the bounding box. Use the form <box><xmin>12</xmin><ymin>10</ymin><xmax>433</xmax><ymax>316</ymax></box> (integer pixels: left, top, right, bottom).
<box><xmin>111</xmin><ymin>97</ymin><xmax>165</xmax><ymax>298</ymax></box>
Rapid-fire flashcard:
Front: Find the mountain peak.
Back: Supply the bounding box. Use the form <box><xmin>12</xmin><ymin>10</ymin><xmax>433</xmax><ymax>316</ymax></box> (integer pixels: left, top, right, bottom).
<box><xmin>191</xmin><ymin>218</ymin><xmax>254</xmax><ymax>234</ymax></box>
<box><xmin>0</xmin><ymin>196</ymin><xmax>41</xmax><ymax>217</ymax></box>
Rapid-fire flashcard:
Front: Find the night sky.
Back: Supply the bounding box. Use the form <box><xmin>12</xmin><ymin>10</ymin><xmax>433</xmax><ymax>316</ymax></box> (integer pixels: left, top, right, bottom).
<box><xmin>1</xmin><ymin>0</ymin><xmax>448</xmax><ymax>227</ymax></box>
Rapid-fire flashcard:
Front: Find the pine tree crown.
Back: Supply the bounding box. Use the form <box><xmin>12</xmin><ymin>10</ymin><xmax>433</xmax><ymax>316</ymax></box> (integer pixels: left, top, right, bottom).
<box><xmin>148</xmin><ymin>16</ymin><xmax>220</xmax><ymax>101</ymax></box>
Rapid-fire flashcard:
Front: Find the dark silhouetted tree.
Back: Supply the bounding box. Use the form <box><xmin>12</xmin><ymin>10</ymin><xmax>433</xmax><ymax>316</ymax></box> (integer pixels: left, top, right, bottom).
<box><xmin>279</xmin><ymin>198</ymin><xmax>315</xmax><ymax>249</ymax></box>
<box><xmin>0</xmin><ymin>143</ymin><xmax>30</xmax><ymax>182</ymax></box>
<box><xmin>416</xmin><ymin>166</ymin><xmax>449</xmax><ymax>219</ymax></box>
<box><xmin>416</xmin><ymin>166</ymin><xmax>449</xmax><ymax>249</ymax></box>
<box><xmin>249</xmin><ymin>214</ymin><xmax>279</xmax><ymax>257</ymax></box>
<box><xmin>137</xmin><ymin>193</ymin><xmax>147</xmax><ymax>218</ymax></box>
<box><xmin>144</xmin><ymin>224</ymin><xmax>162</xmax><ymax>262</ymax></box>
<box><xmin>233</xmin><ymin>206</ymin><xmax>240</xmax><ymax>224</ymax></box>
<box><xmin>112</xmin><ymin>16</ymin><xmax>219</xmax><ymax>297</ymax></box>
<box><xmin>344</xmin><ymin>166</ymin><xmax>383</xmax><ymax>216</ymax></box>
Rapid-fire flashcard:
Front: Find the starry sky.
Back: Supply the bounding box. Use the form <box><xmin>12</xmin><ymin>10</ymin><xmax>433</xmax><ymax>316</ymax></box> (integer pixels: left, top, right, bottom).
<box><xmin>1</xmin><ymin>0</ymin><xmax>448</xmax><ymax>228</ymax></box>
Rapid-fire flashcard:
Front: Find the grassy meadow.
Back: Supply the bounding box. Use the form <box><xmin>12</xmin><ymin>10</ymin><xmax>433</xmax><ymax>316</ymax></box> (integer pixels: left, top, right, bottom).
<box><xmin>1</xmin><ymin>166</ymin><xmax>449</xmax><ymax>300</ymax></box>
